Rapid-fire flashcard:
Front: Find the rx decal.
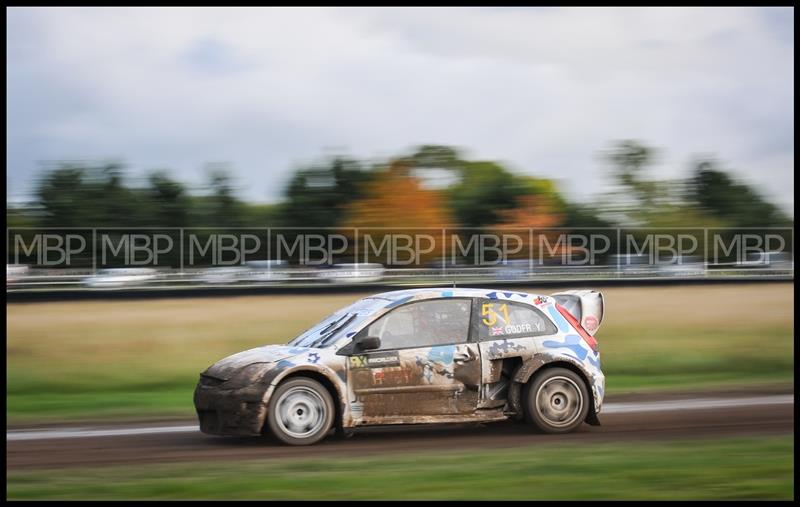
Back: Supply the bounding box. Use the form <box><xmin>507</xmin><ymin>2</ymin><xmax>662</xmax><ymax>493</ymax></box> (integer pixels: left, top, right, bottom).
<box><xmin>349</xmin><ymin>355</ymin><xmax>367</xmax><ymax>368</ymax></box>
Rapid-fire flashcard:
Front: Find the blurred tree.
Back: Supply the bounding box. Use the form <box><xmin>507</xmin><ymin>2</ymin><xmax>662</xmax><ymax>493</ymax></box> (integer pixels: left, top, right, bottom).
<box><xmin>176</xmin><ymin>166</ymin><xmax>247</xmax><ymax>228</ymax></box>
<box><xmin>484</xmin><ymin>177</ymin><xmax>567</xmax><ymax>263</ymax></box>
<box><xmin>240</xmin><ymin>202</ymin><xmax>281</xmax><ymax>227</ymax></box>
<box><xmin>101</xmin><ymin>164</ymin><xmax>144</xmax><ymax>226</ymax></box>
<box><xmin>146</xmin><ymin>171</ymin><xmax>189</xmax><ymax>227</ymax></box>
<box><xmin>561</xmin><ymin>201</ymin><xmax>613</xmax><ymax>229</ymax></box>
<box><xmin>599</xmin><ymin>140</ymin><xmax>677</xmax><ymax>226</ymax></box>
<box><xmin>605</xmin><ymin>140</ymin><xmax>661</xmax><ymax>210</ymax></box>
<box><xmin>687</xmin><ymin>160</ymin><xmax>791</xmax><ymax>228</ymax></box>
<box><xmin>206</xmin><ymin>168</ymin><xmax>244</xmax><ymax>227</ymax></box>
<box><xmin>342</xmin><ymin>159</ymin><xmax>453</xmax><ymax>228</ymax></box>
<box><xmin>6</xmin><ymin>203</ymin><xmax>39</xmax><ymax>229</ymax></box>
<box><xmin>35</xmin><ymin>162</ymin><xmax>143</xmax><ymax>227</ymax></box>
<box><xmin>608</xmin><ymin>140</ymin><xmax>654</xmax><ymax>188</ymax></box>
<box><xmin>36</xmin><ymin>165</ymin><xmax>88</xmax><ymax>227</ymax></box>
<box><xmin>492</xmin><ymin>195</ymin><xmax>562</xmax><ymax>229</ymax></box>
<box><xmin>448</xmin><ymin>161</ymin><xmax>521</xmax><ymax>228</ymax></box>
<box><xmin>410</xmin><ymin>145</ymin><xmax>462</xmax><ymax>169</ymax></box>
<box><xmin>341</xmin><ymin>159</ymin><xmax>455</xmax><ymax>265</ymax></box>
<box><xmin>278</xmin><ymin>157</ymin><xmax>373</xmax><ymax>228</ymax></box>
<box><xmin>17</xmin><ymin>143</ymin><xmax>790</xmax><ymax>251</ymax></box>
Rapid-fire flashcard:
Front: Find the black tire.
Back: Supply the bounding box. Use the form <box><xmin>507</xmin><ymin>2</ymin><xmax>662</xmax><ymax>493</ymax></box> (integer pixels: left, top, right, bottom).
<box><xmin>523</xmin><ymin>367</ymin><xmax>589</xmax><ymax>434</ymax></box>
<box><xmin>266</xmin><ymin>377</ymin><xmax>335</xmax><ymax>446</ymax></box>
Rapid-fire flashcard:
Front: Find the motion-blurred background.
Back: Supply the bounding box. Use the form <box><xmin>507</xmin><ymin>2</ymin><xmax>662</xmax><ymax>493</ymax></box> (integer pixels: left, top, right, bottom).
<box><xmin>6</xmin><ymin>6</ymin><xmax>794</xmax><ymax>500</ymax></box>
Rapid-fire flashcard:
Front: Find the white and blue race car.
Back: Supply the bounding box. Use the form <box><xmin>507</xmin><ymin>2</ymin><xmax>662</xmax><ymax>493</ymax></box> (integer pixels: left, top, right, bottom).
<box><xmin>194</xmin><ymin>287</ymin><xmax>605</xmax><ymax>445</ymax></box>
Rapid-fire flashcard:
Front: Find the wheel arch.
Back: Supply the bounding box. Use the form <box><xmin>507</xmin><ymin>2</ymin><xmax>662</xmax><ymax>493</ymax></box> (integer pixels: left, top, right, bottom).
<box><xmin>509</xmin><ymin>354</ymin><xmax>599</xmax><ymax>424</ymax></box>
<box><xmin>260</xmin><ymin>366</ymin><xmax>345</xmax><ymax>434</ymax></box>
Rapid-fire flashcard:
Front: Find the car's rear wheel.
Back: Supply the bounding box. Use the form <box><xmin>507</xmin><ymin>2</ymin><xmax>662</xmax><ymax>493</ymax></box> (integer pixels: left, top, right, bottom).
<box><xmin>267</xmin><ymin>377</ymin><xmax>334</xmax><ymax>446</ymax></box>
<box><xmin>523</xmin><ymin>367</ymin><xmax>589</xmax><ymax>434</ymax></box>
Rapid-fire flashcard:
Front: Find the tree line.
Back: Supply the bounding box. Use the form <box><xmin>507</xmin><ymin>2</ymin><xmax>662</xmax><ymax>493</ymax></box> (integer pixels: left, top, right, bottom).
<box><xmin>7</xmin><ymin>141</ymin><xmax>792</xmax><ymax>233</ymax></box>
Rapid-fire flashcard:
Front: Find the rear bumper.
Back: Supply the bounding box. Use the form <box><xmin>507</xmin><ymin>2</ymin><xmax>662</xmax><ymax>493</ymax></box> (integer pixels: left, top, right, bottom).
<box><xmin>193</xmin><ymin>383</ymin><xmax>270</xmax><ymax>436</ymax></box>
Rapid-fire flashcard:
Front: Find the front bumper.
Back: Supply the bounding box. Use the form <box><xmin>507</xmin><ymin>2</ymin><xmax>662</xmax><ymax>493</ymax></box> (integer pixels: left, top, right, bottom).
<box><xmin>193</xmin><ymin>381</ymin><xmax>271</xmax><ymax>436</ymax></box>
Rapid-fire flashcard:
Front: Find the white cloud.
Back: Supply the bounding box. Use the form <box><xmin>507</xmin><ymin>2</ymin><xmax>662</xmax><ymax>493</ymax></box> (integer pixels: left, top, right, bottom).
<box><xmin>6</xmin><ymin>6</ymin><xmax>794</xmax><ymax>215</ymax></box>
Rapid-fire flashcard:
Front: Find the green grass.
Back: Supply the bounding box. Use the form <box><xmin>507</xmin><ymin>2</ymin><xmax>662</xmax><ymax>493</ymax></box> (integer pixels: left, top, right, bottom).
<box><xmin>6</xmin><ymin>435</ymin><xmax>794</xmax><ymax>500</ymax></box>
<box><xmin>6</xmin><ymin>283</ymin><xmax>794</xmax><ymax>423</ymax></box>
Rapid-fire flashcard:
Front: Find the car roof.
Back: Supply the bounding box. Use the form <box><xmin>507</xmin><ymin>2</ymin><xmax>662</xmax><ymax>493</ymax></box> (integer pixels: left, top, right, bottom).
<box><xmin>368</xmin><ymin>287</ymin><xmax>546</xmax><ymax>302</ymax></box>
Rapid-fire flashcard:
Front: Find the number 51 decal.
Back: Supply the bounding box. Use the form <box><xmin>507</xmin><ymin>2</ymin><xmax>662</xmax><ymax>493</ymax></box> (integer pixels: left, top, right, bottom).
<box><xmin>482</xmin><ymin>303</ymin><xmax>510</xmax><ymax>326</ymax></box>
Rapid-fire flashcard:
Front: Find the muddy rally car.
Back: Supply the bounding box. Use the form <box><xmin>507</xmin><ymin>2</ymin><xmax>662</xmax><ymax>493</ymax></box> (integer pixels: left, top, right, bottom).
<box><xmin>194</xmin><ymin>287</ymin><xmax>605</xmax><ymax>445</ymax></box>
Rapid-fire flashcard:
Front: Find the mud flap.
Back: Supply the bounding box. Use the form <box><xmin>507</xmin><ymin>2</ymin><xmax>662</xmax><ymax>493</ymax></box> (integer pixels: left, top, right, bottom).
<box><xmin>585</xmin><ymin>411</ymin><xmax>601</xmax><ymax>426</ymax></box>
<box><xmin>335</xmin><ymin>428</ymin><xmax>355</xmax><ymax>439</ymax></box>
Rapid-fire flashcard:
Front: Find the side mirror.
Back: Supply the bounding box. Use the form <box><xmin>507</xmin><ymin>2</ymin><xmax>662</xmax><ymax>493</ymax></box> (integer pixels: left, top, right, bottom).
<box><xmin>357</xmin><ymin>336</ymin><xmax>381</xmax><ymax>351</ymax></box>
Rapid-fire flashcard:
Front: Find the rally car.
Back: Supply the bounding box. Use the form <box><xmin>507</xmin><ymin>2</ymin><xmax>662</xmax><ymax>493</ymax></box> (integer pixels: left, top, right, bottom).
<box><xmin>194</xmin><ymin>287</ymin><xmax>605</xmax><ymax>445</ymax></box>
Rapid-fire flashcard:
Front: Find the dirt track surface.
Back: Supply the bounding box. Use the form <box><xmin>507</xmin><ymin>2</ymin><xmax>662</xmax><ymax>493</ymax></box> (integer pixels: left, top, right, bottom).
<box><xmin>7</xmin><ymin>390</ymin><xmax>793</xmax><ymax>470</ymax></box>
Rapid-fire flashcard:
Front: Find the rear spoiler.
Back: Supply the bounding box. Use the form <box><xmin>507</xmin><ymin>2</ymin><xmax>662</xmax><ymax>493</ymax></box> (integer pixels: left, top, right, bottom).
<box><xmin>550</xmin><ymin>290</ymin><xmax>604</xmax><ymax>336</ymax></box>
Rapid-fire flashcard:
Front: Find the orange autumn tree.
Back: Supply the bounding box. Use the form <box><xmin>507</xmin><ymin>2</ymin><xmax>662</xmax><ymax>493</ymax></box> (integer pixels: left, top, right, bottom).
<box><xmin>489</xmin><ymin>178</ymin><xmax>568</xmax><ymax>263</ymax></box>
<box><xmin>341</xmin><ymin>159</ymin><xmax>455</xmax><ymax>266</ymax></box>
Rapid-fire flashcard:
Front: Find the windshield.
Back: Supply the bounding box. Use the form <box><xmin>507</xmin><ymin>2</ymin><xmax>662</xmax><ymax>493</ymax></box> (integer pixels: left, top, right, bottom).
<box><xmin>287</xmin><ymin>297</ymin><xmax>390</xmax><ymax>348</ymax></box>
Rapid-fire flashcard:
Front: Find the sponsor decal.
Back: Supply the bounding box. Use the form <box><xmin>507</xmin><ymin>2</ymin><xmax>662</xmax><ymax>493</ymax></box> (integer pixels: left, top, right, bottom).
<box><xmin>490</xmin><ymin>323</ymin><xmax>533</xmax><ymax>337</ymax></box>
<box><xmin>533</xmin><ymin>296</ymin><xmax>549</xmax><ymax>306</ymax></box>
<box><xmin>350</xmin><ymin>401</ymin><xmax>364</xmax><ymax>415</ymax></box>
<box><xmin>503</xmin><ymin>323</ymin><xmax>533</xmax><ymax>334</ymax></box>
<box><xmin>349</xmin><ymin>355</ymin><xmax>368</xmax><ymax>368</ymax></box>
<box><xmin>373</xmin><ymin>367</ymin><xmax>413</xmax><ymax>385</ymax></box>
<box><xmin>583</xmin><ymin>316</ymin><xmax>599</xmax><ymax>333</ymax></box>
<box><xmin>365</xmin><ymin>351</ymin><xmax>401</xmax><ymax>368</ymax></box>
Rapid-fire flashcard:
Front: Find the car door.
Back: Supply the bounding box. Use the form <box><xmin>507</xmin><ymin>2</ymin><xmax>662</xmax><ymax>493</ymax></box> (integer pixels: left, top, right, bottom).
<box><xmin>345</xmin><ymin>298</ymin><xmax>482</xmax><ymax>423</ymax></box>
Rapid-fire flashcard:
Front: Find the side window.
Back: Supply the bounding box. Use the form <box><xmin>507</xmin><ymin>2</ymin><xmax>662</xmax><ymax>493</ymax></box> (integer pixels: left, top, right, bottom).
<box><xmin>358</xmin><ymin>299</ymin><xmax>472</xmax><ymax>350</ymax></box>
<box><xmin>477</xmin><ymin>299</ymin><xmax>557</xmax><ymax>340</ymax></box>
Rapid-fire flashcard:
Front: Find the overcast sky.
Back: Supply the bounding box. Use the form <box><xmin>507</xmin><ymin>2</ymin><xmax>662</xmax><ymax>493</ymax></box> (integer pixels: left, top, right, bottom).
<box><xmin>6</xmin><ymin>7</ymin><xmax>794</xmax><ymax>214</ymax></box>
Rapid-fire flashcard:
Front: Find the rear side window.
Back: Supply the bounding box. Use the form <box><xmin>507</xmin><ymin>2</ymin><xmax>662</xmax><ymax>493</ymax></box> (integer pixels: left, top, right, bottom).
<box><xmin>477</xmin><ymin>299</ymin><xmax>557</xmax><ymax>340</ymax></box>
<box><xmin>358</xmin><ymin>298</ymin><xmax>472</xmax><ymax>350</ymax></box>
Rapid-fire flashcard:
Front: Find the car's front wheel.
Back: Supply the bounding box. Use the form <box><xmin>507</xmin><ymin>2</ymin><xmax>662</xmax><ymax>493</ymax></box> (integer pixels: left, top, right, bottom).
<box><xmin>266</xmin><ymin>377</ymin><xmax>335</xmax><ymax>446</ymax></box>
<box><xmin>523</xmin><ymin>367</ymin><xmax>589</xmax><ymax>433</ymax></box>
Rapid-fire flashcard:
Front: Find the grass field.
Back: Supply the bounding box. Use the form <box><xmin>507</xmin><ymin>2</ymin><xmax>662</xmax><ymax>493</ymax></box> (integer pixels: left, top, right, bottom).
<box><xmin>6</xmin><ymin>283</ymin><xmax>794</xmax><ymax>423</ymax></box>
<box><xmin>6</xmin><ymin>435</ymin><xmax>794</xmax><ymax>500</ymax></box>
